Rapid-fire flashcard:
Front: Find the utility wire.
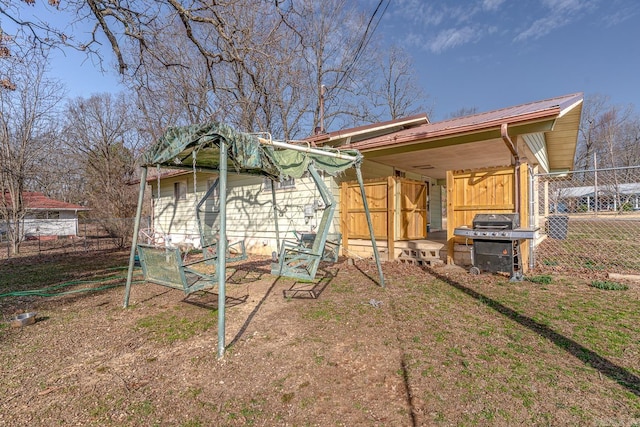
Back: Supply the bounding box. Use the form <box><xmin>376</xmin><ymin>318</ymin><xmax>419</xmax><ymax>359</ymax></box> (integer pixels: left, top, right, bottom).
<box><xmin>331</xmin><ymin>0</ymin><xmax>391</xmax><ymax>93</ymax></box>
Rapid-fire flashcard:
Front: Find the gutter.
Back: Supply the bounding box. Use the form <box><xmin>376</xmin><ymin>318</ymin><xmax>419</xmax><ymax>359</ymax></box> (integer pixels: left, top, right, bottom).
<box><xmin>501</xmin><ymin>123</ymin><xmax>520</xmax><ymax>214</ymax></box>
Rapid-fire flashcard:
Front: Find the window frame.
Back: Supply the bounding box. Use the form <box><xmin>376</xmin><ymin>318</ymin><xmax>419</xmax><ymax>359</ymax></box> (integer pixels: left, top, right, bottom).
<box><xmin>174</xmin><ymin>181</ymin><xmax>187</xmax><ymax>201</ymax></box>
<box><xmin>263</xmin><ymin>176</ymin><xmax>296</xmax><ymax>191</ymax></box>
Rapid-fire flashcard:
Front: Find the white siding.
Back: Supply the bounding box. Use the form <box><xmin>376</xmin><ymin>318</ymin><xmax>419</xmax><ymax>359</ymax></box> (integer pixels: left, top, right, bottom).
<box><xmin>22</xmin><ymin>218</ymin><xmax>78</xmax><ymax>237</ymax></box>
<box><xmin>523</xmin><ymin>133</ymin><xmax>549</xmax><ymax>173</ymax></box>
<box><xmin>153</xmin><ymin>171</ymin><xmax>341</xmax><ymax>255</ymax></box>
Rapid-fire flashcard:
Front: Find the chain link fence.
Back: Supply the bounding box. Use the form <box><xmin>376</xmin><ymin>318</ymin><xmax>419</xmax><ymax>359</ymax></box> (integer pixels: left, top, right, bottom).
<box><xmin>0</xmin><ymin>217</ymin><xmax>149</xmax><ymax>260</ymax></box>
<box><xmin>534</xmin><ymin>166</ymin><xmax>640</xmax><ymax>275</ymax></box>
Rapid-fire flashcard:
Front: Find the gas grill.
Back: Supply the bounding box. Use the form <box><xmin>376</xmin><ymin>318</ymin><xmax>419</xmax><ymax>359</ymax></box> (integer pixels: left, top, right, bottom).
<box><xmin>453</xmin><ymin>213</ymin><xmax>538</xmax><ymax>281</ymax></box>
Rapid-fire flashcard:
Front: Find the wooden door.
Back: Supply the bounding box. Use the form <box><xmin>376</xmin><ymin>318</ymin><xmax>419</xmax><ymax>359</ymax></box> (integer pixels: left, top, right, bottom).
<box><xmin>398</xmin><ymin>178</ymin><xmax>427</xmax><ymax>240</ymax></box>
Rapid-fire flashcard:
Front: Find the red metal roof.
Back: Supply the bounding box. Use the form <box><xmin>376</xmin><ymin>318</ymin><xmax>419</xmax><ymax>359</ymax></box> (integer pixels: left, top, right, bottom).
<box><xmin>144</xmin><ymin>169</ymin><xmax>192</xmax><ymax>183</ymax></box>
<box><xmin>350</xmin><ymin>92</ymin><xmax>584</xmax><ymax>151</ymax></box>
<box><xmin>2</xmin><ymin>191</ymin><xmax>89</xmax><ymax>211</ymax></box>
<box><xmin>306</xmin><ymin>113</ymin><xmax>430</xmax><ymax>146</ymax></box>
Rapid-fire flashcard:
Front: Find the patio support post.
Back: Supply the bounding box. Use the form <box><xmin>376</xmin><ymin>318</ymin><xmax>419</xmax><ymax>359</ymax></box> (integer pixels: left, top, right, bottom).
<box><xmin>217</xmin><ymin>141</ymin><xmax>228</xmax><ymax>359</ymax></box>
<box><xmin>271</xmin><ymin>183</ymin><xmax>280</xmax><ymax>254</ymax></box>
<box><xmin>528</xmin><ymin>166</ymin><xmax>536</xmax><ymax>271</ymax></box>
<box><xmin>124</xmin><ymin>166</ymin><xmax>148</xmax><ymax>308</ymax></box>
<box><xmin>355</xmin><ymin>164</ymin><xmax>385</xmax><ymax>287</ymax></box>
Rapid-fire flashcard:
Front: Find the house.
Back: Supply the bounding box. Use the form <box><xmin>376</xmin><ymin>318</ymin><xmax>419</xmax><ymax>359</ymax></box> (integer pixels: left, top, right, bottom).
<box><xmin>145</xmin><ymin>92</ymin><xmax>583</xmax><ymax>271</ymax></box>
<box><xmin>1</xmin><ymin>191</ymin><xmax>90</xmax><ymax>240</ymax></box>
<box><xmin>550</xmin><ymin>182</ymin><xmax>640</xmax><ymax>212</ymax></box>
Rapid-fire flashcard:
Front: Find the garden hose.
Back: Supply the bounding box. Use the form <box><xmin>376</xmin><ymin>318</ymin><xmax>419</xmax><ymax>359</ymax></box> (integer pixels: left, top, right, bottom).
<box><xmin>0</xmin><ymin>268</ymin><xmax>143</xmax><ymax>299</ymax></box>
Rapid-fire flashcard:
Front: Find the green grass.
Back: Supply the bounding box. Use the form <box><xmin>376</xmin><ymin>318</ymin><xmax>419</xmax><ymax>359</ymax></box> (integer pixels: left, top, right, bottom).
<box><xmin>2</xmin><ymin>250</ymin><xmax>639</xmax><ymax>426</ymax></box>
<box><xmin>135</xmin><ymin>307</ymin><xmax>218</xmax><ymax>344</ymax></box>
<box><xmin>391</xmin><ymin>271</ymin><xmax>640</xmax><ymax>425</ymax></box>
<box><xmin>528</xmin><ymin>274</ymin><xmax>552</xmax><ymax>284</ymax></box>
<box><xmin>0</xmin><ymin>251</ymin><xmax>130</xmax><ymax>291</ymax></box>
<box><xmin>590</xmin><ymin>280</ymin><xmax>629</xmax><ymax>291</ymax></box>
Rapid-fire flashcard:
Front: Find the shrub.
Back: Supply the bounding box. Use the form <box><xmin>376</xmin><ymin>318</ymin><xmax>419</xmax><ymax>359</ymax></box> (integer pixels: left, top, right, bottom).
<box><xmin>589</xmin><ymin>280</ymin><xmax>628</xmax><ymax>291</ymax></box>
<box><xmin>528</xmin><ymin>275</ymin><xmax>552</xmax><ymax>284</ymax></box>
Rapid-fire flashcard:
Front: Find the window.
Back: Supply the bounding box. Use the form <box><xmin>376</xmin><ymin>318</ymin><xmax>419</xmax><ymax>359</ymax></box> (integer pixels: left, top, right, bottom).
<box><xmin>29</xmin><ymin>211</ymin><xmax>59</xmax><ymax>219</ymax></box>
<box><xmin>263</xmin><ymin>177</ymin><xmax>295</xmax><ymax>191</ymax></box>
<box><xmin>174</xmin><ymin>181</ymin><xmax>187</xmax><ymax>201</ymax></box>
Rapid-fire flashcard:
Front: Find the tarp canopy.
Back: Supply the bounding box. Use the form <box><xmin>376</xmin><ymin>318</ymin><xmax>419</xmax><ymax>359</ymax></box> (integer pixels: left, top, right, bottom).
<box><xmin>142</xmin><ymin>122</ymin><xmax>363</xmax><ymax>180</ymax></box>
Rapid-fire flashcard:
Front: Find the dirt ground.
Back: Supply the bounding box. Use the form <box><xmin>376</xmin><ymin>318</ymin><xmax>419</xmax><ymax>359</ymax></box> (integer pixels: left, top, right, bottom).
<box><xmin>1</xmin><ymin>251</ymin><xmax>639</xmax><ymax>426</ymax></box>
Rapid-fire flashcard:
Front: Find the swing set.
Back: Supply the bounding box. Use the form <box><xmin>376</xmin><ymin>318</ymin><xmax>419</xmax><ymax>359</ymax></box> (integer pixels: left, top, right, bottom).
<box><xmin>124</xmin><ymin>122</ymin><xmax>384</xmax><ymax>358</ymax></box>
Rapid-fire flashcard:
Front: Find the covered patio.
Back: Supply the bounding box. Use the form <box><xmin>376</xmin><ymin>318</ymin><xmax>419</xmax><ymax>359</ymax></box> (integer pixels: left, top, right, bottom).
<box><xmin>310</xmin><ymin>93</ymin><xmax>584</xmax><ymax>270</ymax></box>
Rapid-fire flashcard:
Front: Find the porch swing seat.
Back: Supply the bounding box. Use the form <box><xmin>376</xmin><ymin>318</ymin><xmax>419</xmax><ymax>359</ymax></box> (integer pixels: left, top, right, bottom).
<box><xmin>271</xmin><ymin>163</ymin><xmax>341</xmax><ymax>281</ymax></box>
<box><xmin>136</xmin><ymin>244</ymin><xmax>218</xmax><ymax>294</ymax></box>
<box><xmin>201</xmin><ymin>239</ymin><xmax>247</xmax><ymax>265</ymax></box>
<box><xmin>271</xmin><ymin>229</ymin><xmax>341</xmax><ymax>281</ymax></box>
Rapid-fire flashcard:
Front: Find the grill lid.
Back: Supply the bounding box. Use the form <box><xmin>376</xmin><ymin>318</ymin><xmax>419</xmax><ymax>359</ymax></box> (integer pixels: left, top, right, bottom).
<box><xmin>473</xmin><ymin>213</ymin><xmax>520</xmax><ymax>230</ymax></box>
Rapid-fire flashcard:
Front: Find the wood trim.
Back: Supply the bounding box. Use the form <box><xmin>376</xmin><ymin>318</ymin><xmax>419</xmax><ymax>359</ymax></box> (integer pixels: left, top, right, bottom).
<box><xmin>341</xmin><ymin>181</ymin><xmax>349</xmax><ymax>254</ymax></box>
<box><xmin>387</xmin><ymin>176</ymin><xmax>395</xmax><ymax>260</ymax></box>
<box><xmin>518</xmin><ymin>162</ymin><xmax>530</xmax><ymax>273</ymax></box>
<box><xmin>446</xmin><ymin>170</ymin><xmax>455</xmax><ymax>264</ymax></box>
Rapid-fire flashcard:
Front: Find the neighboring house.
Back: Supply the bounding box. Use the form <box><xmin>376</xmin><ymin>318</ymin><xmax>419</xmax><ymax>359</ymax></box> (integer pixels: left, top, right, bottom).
<box><xmin>1</xmin><ymin>192</ymin><xmax>90</xmax><ymax>239</ymax></box>
<box><xmin>148</xmin><ymin>92</ymin><xmax>584</xmax><ymax>271</ymax></box>
<box><xmin>550</xmin><ymin>183</ymin><xmax>640</xmax><ymax>213</ymax></box>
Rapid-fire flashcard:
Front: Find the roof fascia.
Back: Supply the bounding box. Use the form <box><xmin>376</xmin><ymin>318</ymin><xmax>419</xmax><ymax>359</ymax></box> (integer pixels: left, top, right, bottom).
<box><xmin>352</xmin><ymin>109</ymin><xmax>560</xmax><ymax>152</ymax></box>
<box><xmin>357</xmin><ymin>117</ymin><xmax>557</xmax><ymax>157</ymax></box>
<box><xmin>307</xmin><ymin>114</ymin><xmax>429</xmax><ymax>146</ymax></box>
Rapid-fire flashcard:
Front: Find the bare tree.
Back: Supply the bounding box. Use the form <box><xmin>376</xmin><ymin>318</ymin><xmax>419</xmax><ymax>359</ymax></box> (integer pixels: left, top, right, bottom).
<box><xmin>446</xmin><ymin>106</ymin><xmax>479</xmax><ymax>119</ymax></box>
<box><xmin>3</xmin><ymin>1</ymin><xmax>420</xmax><ymax>138</ymax></box>
<box><xmin>356</xmin><ymin>45</ymin><xmax>429</xmax><ymax>123</ymax></box>
<box><xmin>0</xmin><ymin>47</ymin><xmax>64</xmax><ymax>254</ymax></box>
<box><xmin>575</xmin><ymin>95</ymin><xmax>638</xmax><ymax>169</ymax></box>
<box><xmin>62</xmin><ymin>92</ymin><xmax>142</xmax><ymax>245</ymax></box>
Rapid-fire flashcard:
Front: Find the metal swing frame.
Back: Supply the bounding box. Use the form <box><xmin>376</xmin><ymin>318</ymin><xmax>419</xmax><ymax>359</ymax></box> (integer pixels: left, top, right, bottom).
<box><xmin>124</xmin><ymin>125</ymin><xmax>384</xmax><ymax>359</ymax></box>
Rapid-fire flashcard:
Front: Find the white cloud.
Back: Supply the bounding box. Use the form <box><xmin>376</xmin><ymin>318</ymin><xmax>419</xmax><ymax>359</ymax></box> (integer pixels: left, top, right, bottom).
<box><xmin>514</xmin><ymin>0</ymin><xmax>598</xmax><ymax>41</ymax></box>
<box><xmin>482</xmin><ymin>0</ymin><xmax>506</xmax><ymax>12</ymax></box>
<box><xmin>428</xmin><ymin>26</ymin><xmax>480</xmax><ymax>53</ymax></box>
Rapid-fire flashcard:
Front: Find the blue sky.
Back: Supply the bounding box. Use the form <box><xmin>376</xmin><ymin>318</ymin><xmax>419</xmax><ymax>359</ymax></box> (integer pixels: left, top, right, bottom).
<box><xmin>23</xmin><ymin>0</ymin><xmax>640</xmax><ymax>122</ymax></box>
<box><xmin>374</xmin><ymin>0</ymin><xmax>640</xmax><ymax>120</ymax></box>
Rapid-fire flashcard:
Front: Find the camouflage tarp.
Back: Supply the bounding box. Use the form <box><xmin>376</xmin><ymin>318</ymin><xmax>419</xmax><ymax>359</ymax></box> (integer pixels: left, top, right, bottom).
<box><xmin>142</xmin><ymin>122</ymin><xmax>362</xmax><ymax>181</ymax></box>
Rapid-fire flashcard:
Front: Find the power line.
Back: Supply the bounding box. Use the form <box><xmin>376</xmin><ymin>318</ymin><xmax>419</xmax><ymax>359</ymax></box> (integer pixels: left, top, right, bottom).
<box><xmin>331</xmin><ymin>0</ymin><xmax>391</xmax><ymax>92</ymax></box>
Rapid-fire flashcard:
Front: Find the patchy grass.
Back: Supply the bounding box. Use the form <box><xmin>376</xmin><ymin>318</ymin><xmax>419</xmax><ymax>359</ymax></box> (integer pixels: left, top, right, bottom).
<box><xmin>528</xmin><ymin>274</ymin><xmax>553</xmax><ymax>285</ymax></box>
<box><xmin>135</xmin><ymin>307</ymin><xmax>218</xmax><ymax>344</ymax></box>
<box><xmin>590</xmin><ymin>280</ymin><xmax>629</xmax><ymax>291</ymax></box>
<box><xmin>0</xmin><ymin>253</ymin><xmax>639</xmax><ymax>426</ymax></box>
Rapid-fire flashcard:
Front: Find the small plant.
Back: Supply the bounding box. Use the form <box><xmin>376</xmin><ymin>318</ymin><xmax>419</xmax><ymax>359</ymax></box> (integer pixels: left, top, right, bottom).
<box><xmin>583</xmin><ymin>260</ymin><xmax>602</xmax><ymax>269</ymax></box>
<box><xmin>528</xmin><ymin>275</ymin><xmax>552</xmax><ymax>284</ymax></box>
<box><xmin>135</xmin><ymin>309</ymin><xmax>218</xmax><ymax>344</ymax></box>
<box><xmin>281</xmin><ymin>392</ymin><xmax>294</xmax><ymax>404</ymax></box>
<box><xmin>589</xmin><ymin>280</ymin><xmax>628</xmax><ymax>291</ymax></box>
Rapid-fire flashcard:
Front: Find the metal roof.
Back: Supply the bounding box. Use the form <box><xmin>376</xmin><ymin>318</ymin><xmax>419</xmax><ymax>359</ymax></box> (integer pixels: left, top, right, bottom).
<box><xmin>350</xmin><ymin>92</ymin><xmax>583</xmax><ymax>151</ymax></box>
<box><xmin>341</xmin><ymin>93</ymin><xmax>584</xmax><ymax>178</ymax></box>
<box><xmin>2</xmin><ymin>192</ymin><xmax>90</xmax><ymax>211</ymax></box>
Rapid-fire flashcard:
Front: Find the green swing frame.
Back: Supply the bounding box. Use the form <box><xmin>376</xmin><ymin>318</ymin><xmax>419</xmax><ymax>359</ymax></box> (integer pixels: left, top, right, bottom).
<box><xmin>124</xmin><ymin>122</ymin><xmax>384</xmax><ymax>359</ymax></box>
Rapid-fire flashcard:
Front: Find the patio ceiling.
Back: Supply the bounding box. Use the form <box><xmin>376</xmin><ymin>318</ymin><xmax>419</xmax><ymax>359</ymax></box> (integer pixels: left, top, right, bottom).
<box><xmin>365</xmin><ymin>137</ymin><xmax>513</xmax><ymax>180</ymax></box>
